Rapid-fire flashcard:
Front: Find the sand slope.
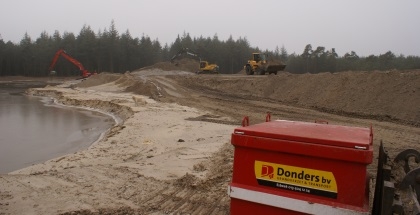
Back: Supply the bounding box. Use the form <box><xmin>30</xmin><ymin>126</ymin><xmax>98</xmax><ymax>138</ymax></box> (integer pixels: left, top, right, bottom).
<box><xmin>1</xmin><ymin>68</ymin><xmax>419</xmax><ymax>214</ymax></box>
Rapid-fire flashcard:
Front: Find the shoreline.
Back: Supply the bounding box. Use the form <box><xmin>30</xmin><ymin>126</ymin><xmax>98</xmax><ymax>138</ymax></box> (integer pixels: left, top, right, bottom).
<box><xmin>0</xmin><ymin>78</ymin><xmax>120</xmax><ymax>174</ymax></box>
<box><xmin>0</xmin><ymin>82</ymin><xmax>119</xmax><ymax>174</ymax></box>
<box><xmin>17</xmin><ymin>94</ymin><xmax>123</xmax><ymax>171</ymax></box>
<box><xmin>1</xmin><ymin>76</ymin><xmax>235</xmax><ymax>214</ymax></box>
<box><xmin>47</xmin><ymin>96</ymin><xmax>123</xmax><ymax>145</ymax></box>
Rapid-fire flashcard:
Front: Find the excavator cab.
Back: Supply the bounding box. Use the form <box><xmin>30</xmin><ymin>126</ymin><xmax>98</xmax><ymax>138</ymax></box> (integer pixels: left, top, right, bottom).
<box><xmin>200</xmin><ymin>61</ymin><xmax>207</xmax><ymax>69</ymax></box>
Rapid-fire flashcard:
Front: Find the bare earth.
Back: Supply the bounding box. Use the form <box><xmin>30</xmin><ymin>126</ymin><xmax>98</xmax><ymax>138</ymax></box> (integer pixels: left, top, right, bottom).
<box><xmin>1</xmin><ymin>64</ymin><xmax>419</xmax><ymax>214</ymax></box>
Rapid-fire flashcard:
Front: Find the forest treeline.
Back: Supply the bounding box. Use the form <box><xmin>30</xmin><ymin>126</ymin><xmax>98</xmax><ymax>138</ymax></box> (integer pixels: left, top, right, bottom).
<box><xmin>1</xmin><ymin>22</ymin><xmax>420</xmax><ymax>76</ymax></box>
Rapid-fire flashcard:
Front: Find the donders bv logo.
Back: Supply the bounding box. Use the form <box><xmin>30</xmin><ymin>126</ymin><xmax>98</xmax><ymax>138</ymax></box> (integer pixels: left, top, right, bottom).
<box><xmin>261</xmin><ymin>165</ymin><xmax>274</xmax><ymax>179</ymax></box>
<box><xmin>254</xmin><ymin>161</ymin><xmax>338</xmax><ymax>199</ymax></box>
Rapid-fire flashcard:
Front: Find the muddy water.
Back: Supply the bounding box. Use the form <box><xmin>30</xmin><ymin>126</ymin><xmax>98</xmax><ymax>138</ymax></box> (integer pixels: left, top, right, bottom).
<box><xmin>0</xmin><ymin>82</ymin><xmax>115</xmax><ymax>173</ymax></box>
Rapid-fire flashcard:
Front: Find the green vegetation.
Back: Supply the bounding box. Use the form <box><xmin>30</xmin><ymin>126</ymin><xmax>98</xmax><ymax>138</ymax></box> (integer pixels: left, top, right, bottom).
<box><xmin>1</xmin><ymin>22</ymin><xmax>419</xmax><ymax>76</ymax></box>
<box><xmin>286</xmin><ymin>45</ymin><xmax>420</xmax><ymax>74</ymax></box>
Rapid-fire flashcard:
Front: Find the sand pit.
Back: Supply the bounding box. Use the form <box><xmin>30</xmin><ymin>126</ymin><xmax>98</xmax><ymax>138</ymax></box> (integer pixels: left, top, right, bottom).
<box><xmin>1</xmin><ymin>69</ymin><xmax>419</xmax><ymax>214</ymax></box>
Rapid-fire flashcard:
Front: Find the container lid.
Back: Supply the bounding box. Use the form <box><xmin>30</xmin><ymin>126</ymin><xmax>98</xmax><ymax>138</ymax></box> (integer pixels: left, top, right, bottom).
<box><xmin>233</xmin><ymin>120</ymin><xmax>372</xmax><ymax>150</ymax></box>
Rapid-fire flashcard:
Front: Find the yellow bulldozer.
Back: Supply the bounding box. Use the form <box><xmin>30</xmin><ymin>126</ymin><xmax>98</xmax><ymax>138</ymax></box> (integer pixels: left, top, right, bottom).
<box><xmin>245</xmin><ymin>53</ymin><xmax>286</xmax><ymax>75</ymax></box>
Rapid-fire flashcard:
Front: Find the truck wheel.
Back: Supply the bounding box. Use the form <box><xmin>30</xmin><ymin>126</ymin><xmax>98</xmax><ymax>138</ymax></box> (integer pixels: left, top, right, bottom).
<box><xmin>246</xmin><ymin>65</ymin><xmax>254</xmax><ymax>75</ymax></box>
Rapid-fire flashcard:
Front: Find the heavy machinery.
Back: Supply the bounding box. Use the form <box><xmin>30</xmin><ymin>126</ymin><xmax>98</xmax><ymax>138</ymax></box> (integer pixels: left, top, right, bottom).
<box><xmin>198</xmin><ymin>61</ymin><xmax>219</xmax><ymax>74</ymax></box>
<box><xmin>244</xmin><ymin>53</ymin><xmax>286</xmax><ymax>75</ymax></box>
<box><xmin>48</xmin><ymin>49</ymin><xmax>94</xmax><ymax>78</ymax></box>
<box><xmin>171</xmin><ymin>48</ymin><xmax>219</xmax><ymax>74</ymax></box>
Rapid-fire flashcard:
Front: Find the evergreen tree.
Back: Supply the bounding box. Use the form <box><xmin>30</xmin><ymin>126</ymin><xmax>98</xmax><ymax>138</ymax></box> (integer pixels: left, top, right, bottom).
<box><xmin>302</xmin><ymin>44</ymin><xmax>312</xmax><ymax>73</ymax></box>
<box><xmin>280</xmin><ymin>45</ymin><xmax>288</xmax><ymax>63</ymax></box>
<box><xmin>34</xmin><ymin>31</ymin><xmax>53</xmax><ymax>76</ymax></box>
<box><xmin>1</xmin><ymin>26</ymin><xmax>420</xmax><ymax>76</ymax></box>
<box><xmin>0</xmin><ymin>36</ymin><xmax>5</xmax><ymax>76</ymax></box>
<box><xmin>76</xmin><ymin>25</ymin><xmax>97</xmax><ymax>72</ymax></box>
<box><xmin>20</xmin><ymin>33</ymin><xmax>33</xmax><ymax>76</ymax></box>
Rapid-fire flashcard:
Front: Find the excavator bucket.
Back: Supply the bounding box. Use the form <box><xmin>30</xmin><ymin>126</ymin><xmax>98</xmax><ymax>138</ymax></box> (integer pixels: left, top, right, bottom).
<box><xmin>266</xmin><ymin>64</ymin><xmax>287</xmax><ymax>73</ymax></box>
<box><xmin>264</xmin><ymin>57</ymin><xmax>286</xmax><ymax>74</ymax></box>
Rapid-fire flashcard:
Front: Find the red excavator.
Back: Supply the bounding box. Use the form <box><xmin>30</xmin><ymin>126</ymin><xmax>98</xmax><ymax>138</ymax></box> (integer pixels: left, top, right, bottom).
<box><xmin>48</xmin><ymin>49</ymin><xmax>94</xmax><ymax>78</ymax></box>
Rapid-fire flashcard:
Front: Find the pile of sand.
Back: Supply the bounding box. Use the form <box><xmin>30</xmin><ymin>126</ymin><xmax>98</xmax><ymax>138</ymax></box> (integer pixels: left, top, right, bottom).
<box><xmin>135</xmin><ymin>58</ymin><xmax>200</xmax><ymax>73</ymax></box>
<box><xmin>75</xmin><ymin>72</ymin><xmax>163</xmax><ymax>100</ymax></box>
<box><xmin>75</xmin><ymin>73</ymin><xmax>121</xmax><ymax>88</ymax></box>
<box><xmin>176</xmin><ymin>70</ymin><xmax>420</xmax><ymax>126</ymax></box>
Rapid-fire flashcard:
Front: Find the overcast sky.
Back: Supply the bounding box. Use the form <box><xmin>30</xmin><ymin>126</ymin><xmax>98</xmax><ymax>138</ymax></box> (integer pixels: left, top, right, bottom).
<box><xmin>1</xmin><ymin>0</ymin><xmax>419</xmax><ymax>57</ymax></box>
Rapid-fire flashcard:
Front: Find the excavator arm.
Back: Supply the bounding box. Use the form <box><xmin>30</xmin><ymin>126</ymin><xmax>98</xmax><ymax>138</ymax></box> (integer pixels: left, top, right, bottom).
<box><xmin>170</xmin><ymin>48</ymin><xmax>202</xmax><ymax>63</ymax></box>
<box><xmin>48</xmin><ymin>49</ymin><xmax>92</xmax><ymax>78</ymax></box>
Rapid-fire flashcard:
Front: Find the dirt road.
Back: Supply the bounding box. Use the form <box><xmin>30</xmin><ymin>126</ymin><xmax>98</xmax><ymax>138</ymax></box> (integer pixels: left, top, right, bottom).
<box><xmin>1</xmin><ymin>68</ymin><xmax>419</xmax><ymax>214</ymax></box>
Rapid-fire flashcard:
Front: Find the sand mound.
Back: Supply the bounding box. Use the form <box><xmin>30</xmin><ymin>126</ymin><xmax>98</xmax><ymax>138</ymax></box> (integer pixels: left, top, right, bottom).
<box><xmin>135</xmin><ymin>58</ymin><xmax>199</xmax><ymax>73</ymax></box>
<box><xmin>75</xmin><ymin>73</ymin><xmax>121</xmax><ymax>88</ymax></box>
<box><xmin>74</xmin><ymin>69</ymin><xmax>420</xmax><ymax>126</ymax></box>
<box><xmin>70</xmin><ymin>72</ymin><xmax>157</xmax><ymax>100</ymax></box>
<box><xmin>237</xmin><ymin>68</ymin><xmax>246</xmax><ymax>74</ymax></box>
<box><xmin>76</xmin><ymin>69</ymin><xmax>420</xmax><ymax>126</ymax></box>
<box><xmin>176</xmin><ymin>70</ymin><xmax>420</xmax><ymax>126</ymax></box>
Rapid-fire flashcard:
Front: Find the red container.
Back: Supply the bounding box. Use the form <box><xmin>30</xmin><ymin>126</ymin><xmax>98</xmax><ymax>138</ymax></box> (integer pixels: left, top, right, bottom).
<box><xmin>228</xmin><ymin>120</ymin><xmax>373</xmax><ymax>215</ymax></box>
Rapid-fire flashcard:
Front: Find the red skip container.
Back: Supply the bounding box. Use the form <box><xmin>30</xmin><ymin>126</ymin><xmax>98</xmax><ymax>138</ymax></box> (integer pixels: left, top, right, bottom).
<box><xmin>228</xmin><ymin>119</ymin><xmax>373</xmax><ymax>215</ymax></box>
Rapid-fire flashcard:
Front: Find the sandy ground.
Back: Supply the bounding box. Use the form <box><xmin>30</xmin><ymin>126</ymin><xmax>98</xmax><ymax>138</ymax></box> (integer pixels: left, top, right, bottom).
<box><xmin>1</xmin><ymin>73</ymin><xmax>234</xmax><ymax>214</ymax></box>
<box><xmin>1</xmin><ymin>66</ymin><xmax>419</xmax><ymax>214</ymax></box>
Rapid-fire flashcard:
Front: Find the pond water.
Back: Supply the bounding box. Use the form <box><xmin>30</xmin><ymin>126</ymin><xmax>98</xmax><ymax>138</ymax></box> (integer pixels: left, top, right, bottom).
<box><xmin>0</xmin><ymin>81</ymin><xmax>115</xmax><ymax>173</ymax></box>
